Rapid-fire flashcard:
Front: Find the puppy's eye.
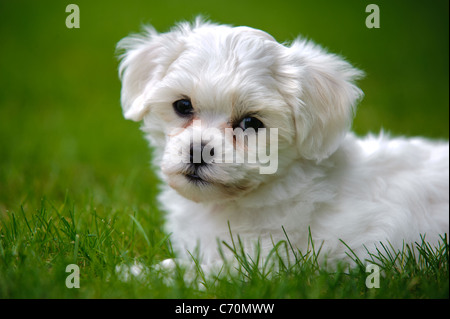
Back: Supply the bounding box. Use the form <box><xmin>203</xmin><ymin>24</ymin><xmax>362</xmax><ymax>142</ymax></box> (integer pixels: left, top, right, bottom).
<box><xmin>173</xmin><ymin>99</ymin><xmax>193</xmax><ymax>116</ymax></box>
<box><xmin>239</xmin><ymin>117</ymin><xmax>264</xmax><ymax>131</ymax></box>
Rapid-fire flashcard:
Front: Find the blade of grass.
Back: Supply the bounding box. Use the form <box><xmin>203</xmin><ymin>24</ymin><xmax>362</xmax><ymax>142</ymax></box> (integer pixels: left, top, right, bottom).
<box><xmin>129</xmin><ymin>214</ymin><xmax>150</xmax><ymax>247</ymax></box>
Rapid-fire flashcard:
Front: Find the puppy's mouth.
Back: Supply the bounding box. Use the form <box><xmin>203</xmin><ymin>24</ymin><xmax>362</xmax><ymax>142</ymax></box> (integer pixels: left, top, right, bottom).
<box><xmin>166</xmin><ymin>163</ymin><xmax>257</xmax><ymax>201</ymax></box>
<box><xmin>185</xmin><ymin>172</ymin><xmax>205</xmax><ymax>183</ymax></box>
<box><xmin>184</xmin><ymin>167</ymin><xmax>210</xmax><ymax>185</ymax></box>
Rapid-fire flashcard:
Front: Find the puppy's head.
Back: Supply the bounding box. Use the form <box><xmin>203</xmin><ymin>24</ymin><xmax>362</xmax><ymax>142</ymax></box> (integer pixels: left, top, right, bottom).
<box><xmin>117</xmin><ymin>18</ymin><xmax>363</xmax><ymax>202</ymax></box>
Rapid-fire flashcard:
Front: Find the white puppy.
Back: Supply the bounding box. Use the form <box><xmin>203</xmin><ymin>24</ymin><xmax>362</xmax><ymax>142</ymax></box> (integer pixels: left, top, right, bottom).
<box><xmin>117</xmin><ymin>18</ymin><xmax>449</xmax><ymax>270</ymax></box>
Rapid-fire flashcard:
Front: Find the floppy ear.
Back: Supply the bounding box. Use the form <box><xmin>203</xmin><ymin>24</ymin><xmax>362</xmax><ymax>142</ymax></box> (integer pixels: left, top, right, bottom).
<box><xmin>286</xmin><ymin>39</ymin><xmax>364</xmax><ymax>161</ymax></box>
<box><xmin>116</xmin><ymin>26</ymin><xmax>186</xmax><ymax>121</ymax></box>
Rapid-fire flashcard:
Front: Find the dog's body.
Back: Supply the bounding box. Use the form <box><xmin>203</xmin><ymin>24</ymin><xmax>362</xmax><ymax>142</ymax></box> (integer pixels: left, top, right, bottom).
<box><xmin>161</xmin><ymin>133</ymin><xmax>448</xmax><ymax>266</ymax></box>
<box><xmin>118</xmin><ymin>19</ymin><xmax>449</xmax><ymax>269</ymax></box>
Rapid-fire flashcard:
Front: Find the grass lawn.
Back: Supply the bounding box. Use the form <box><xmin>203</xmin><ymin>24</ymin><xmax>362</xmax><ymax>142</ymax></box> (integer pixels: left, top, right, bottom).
<box><xmin>0</xmin><ymin>0</ymin><xmax>448</xmax><ymax>299</ymax></box>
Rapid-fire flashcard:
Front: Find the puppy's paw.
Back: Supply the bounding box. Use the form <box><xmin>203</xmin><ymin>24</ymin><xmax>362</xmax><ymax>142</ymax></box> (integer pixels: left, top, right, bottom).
<box><xmin>156</xmin><ymin>258</ymin><xmax>222</xmax><ymax>288</ymax></box>
<box><xmin>115</xmin><ymin>261</ymin><xmax>149</xmax><ymax>282</ymax></box>
<box><xmin>160</xmin><ymin>258</ymin><xmax>177</xmax><ymax>270</ymax></box>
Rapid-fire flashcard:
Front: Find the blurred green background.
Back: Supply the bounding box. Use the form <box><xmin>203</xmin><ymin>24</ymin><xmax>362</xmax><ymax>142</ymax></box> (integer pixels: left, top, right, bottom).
<box><xmin>0</xmin><ymin>0</ymin><xmax>448</xmax><ymax>212</ymax></box>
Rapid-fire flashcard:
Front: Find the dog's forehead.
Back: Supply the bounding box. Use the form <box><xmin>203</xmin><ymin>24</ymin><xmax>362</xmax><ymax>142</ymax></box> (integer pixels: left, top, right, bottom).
<box><xmin>179</xmin><ymin>26</ymin><xmax>278</xmax><ymax>76</ymax></box>
<box><xmin>188</xmin><ymin>25</ymin><xmax>275</xmax><ymax>50</ymax></box>
<box><xmin>167</xmin><ymin>26</ymin><xmax>281</xmax><ymax>115</ymax></box>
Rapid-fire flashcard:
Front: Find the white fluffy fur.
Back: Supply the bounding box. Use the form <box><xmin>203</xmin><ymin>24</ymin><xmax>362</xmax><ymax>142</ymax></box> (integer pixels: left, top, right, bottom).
<box><xmin>117</xmin><ymin>18</ymin><xmax>449</xmax><ymax>269</ymax></box>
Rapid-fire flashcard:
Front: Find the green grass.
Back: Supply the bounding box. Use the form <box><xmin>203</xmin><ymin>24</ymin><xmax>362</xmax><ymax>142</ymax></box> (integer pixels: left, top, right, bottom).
<box><xmin>0</xmin><ymin>201</ymin><xmax>448</xmax><ymax>298</ymax></box>
<box><xmin>0</xmin><ymin>0</ymin><xmax>448</xmax><ymax>299</ymax></box>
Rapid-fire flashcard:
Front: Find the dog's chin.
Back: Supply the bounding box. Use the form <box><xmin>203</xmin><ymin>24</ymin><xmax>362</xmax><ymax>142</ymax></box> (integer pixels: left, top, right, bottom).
<box><xmin>164</xmin><ymin>172</ymin><xmax>256</xmax><ymax>203</ymax></box>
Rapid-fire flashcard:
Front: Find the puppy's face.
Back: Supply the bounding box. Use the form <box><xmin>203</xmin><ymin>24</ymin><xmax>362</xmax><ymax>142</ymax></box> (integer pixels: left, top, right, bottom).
<box><xmin>118</xmin><ymin>19</ymin><xmax>363</xmax><ymax>203</ymax></box>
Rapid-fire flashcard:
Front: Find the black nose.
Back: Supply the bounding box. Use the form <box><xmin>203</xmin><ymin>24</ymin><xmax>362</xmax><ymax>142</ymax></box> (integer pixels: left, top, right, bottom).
<box><xmin>190</xmin><ymin>143</ymin><xmax>214</xmax><ymax>165</ymax></box>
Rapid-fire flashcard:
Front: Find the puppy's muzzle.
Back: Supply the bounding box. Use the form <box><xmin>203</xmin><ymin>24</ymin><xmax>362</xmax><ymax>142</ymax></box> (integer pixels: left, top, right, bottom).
<box><xmin>187</xmin><ymin>142</ymin><xmax>215</xmax><ymax>181</ymax></box>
